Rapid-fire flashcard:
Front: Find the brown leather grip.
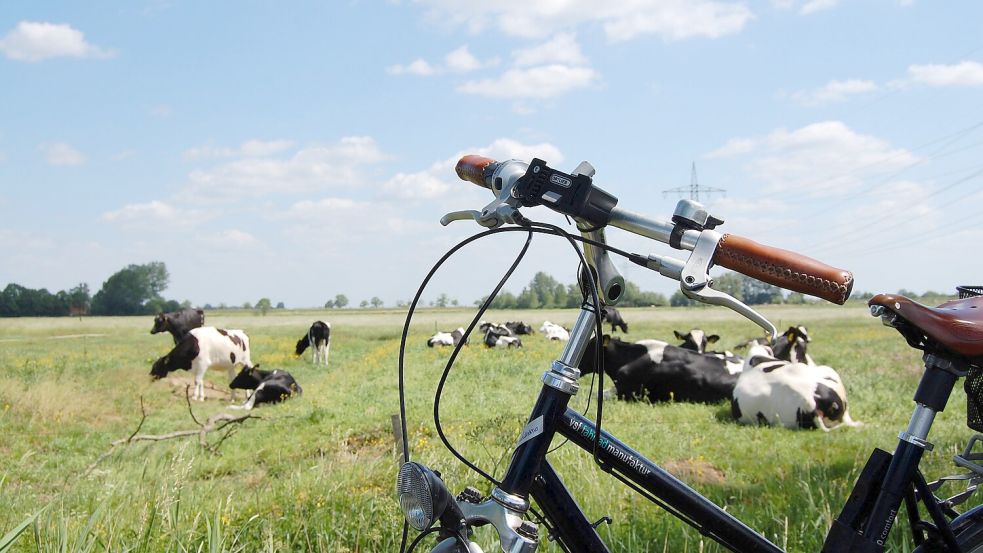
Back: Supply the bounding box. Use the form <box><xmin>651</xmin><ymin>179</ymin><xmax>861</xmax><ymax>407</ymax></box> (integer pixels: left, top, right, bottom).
<box><xmin>455</xmin><ymin>155</ymin><xmax>496</xmax><ymax>189</ymax></box>
<box><xmin>714</xmin><ymin>233</ymin><xmax>854</xmax><ymax>305</ymax></box>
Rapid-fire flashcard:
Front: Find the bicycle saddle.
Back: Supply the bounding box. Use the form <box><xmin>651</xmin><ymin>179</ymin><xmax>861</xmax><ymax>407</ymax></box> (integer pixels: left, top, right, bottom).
<box><xmin>869</xmin><ymin>294</ymin><xmax>983</xmax><ymax>358</ymax></box>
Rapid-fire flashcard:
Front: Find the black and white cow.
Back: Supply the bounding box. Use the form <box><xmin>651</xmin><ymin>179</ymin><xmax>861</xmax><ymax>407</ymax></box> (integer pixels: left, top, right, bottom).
<box><xmin>674</xmin><ymin>329</ymin><xmax>720</xmax><ymax>354</ymax></box>
<box><xmin>603</xmin><ymin>307</ymin><xmax>628</xmax><ymax>333</ymax></box>
<box><xmin>150</xmin><ymin>327</ymin><xmax>251</xmax><ymax>401</ymax></box>
<box><xmin>151</xmin><ymin>308</ymin><xmax>205</xmax><ymax>345</ymax></box>
<box><xmin>505</xmin><ymin>321</ymin><xmax>534</xmax><ymax>335</ymax></box>
<box><xmin>228</xmin><ymin>366</ymin><xmax>302</xmax><ymax>410</ymax></box>
<box><xmin>484</xmin><ymin>325</ymin><xmax>522</xmax><ymax>348</ymax></box>
<box><xmin>770</xmin><ymin>325</ymin><xmax>814</xmax><ymax>365</ymax></box>
<box><xmin>428</xmin><ymin>327</ymin><xmax>468</xmax><ymax>347</ymax></box>
<box><xmin>295</xmin><ymin>321</ymin><xmax>330</xmax><ymax>365</ymax></box>
<box><xmin>540</xmin><ymin>321</ymin><xmax>570</xmax><ymax>342</ymax></box>
<box><xmin>579</xmin><ymin>335</ymin><xmax>742</xmax><ymax>403</ymax></box>
<box><xmin>731</xmin><ymin>342</ymin><xmax>858</xmax><ymax>431</ymax></box>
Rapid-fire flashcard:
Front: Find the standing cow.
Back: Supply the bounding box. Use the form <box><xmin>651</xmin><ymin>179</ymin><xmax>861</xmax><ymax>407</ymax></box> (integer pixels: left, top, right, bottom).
<box><xmin>151</xmin><ymin>308</ymin><xmax>205</xmax><ymax>345</ymax></box>
<box><xmin>731</xmin><ymin>342</ymin><xmax>858</xmax><ymax>430</ymax></box>
<box><xmin>603</xmin><ymin>307</ymin><xmax>628</xmax><ymax>333</ymax></box>
<box><xmin>296</xmin><ymin>321</ymin><xmax>330</xmax><ymax>365</ymax></box>
<box><xmin>150</xmin><ymin>326</ymin><xmax>251</xmax><ymax>401</ymax></box>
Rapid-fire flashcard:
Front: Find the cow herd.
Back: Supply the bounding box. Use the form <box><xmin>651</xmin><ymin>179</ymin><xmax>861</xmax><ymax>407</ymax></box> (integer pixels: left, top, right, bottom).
<box><xmin>148</xmin><ymin>308</ymin><xmax>328</xmax><ymax>410</ymax></box>
<box><xmin>148</xmin><ymin>307</ymin><xmax>857</xmax><ymax>430</ymax></box>
<box><xmin>580</xmin><ymin>324</ymin><xmax>859</xmax><ymax>431</ymax></box>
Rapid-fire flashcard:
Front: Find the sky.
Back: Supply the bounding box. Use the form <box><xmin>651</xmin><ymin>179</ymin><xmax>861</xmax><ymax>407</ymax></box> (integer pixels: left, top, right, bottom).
<box><xmin>1</xmin><ymin>1</ymin><xmax>982</xmax><ymax>309</ymax></box>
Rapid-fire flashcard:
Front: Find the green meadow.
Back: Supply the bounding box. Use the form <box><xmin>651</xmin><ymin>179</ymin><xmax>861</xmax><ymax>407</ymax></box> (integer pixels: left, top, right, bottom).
<box><xmin>0</xmin><ymin>304</ymin><xmax>977</xmax><ymax>552</ymax></box>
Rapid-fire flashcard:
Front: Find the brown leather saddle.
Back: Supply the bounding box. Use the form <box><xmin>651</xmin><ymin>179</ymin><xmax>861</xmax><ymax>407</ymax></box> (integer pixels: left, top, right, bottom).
<box><xmin>869</xmin><ymin>294</ymin><xmax>983</xmax><ymax>359</ymax></box>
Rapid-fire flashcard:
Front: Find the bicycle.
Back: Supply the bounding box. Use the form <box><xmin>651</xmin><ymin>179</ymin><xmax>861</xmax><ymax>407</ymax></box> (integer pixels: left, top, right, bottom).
<box><xmin>394</xmin><ymin>154</ymin><xmax>983</xmax><ymax>552</ymax></box>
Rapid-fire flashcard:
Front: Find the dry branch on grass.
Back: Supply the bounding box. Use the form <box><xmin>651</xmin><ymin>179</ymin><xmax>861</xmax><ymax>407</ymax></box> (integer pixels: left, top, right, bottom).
<box><xmin>85</xmin><ymin>387</ymin><xmax>261</xmax><ymax>475</ymax></box>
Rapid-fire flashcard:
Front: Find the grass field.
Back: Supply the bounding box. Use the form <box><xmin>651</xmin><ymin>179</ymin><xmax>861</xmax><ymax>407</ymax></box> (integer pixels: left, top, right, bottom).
<box><xmin>0</xmin><ymin>304</ymin><xmax>977</xmax><ymax>552</ymax></box>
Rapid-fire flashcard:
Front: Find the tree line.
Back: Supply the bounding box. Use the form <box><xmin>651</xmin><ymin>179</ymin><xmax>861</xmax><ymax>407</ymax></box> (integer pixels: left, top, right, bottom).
<box><xmin>1</xmin><ymin>262</ymin><xmax>187</xmax><ymax>317</ymax></box>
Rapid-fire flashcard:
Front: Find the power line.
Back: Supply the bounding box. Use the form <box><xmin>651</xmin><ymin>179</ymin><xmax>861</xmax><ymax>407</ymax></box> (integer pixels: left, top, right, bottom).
<box><xmin>662</xmin><ymin>163</ymin><xmax>726</xmax><ymax>202</ymax></box>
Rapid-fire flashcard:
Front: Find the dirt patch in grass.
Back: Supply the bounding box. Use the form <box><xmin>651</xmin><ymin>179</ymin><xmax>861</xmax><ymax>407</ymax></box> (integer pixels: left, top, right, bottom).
<box><xmin>663</xmin><ymin>458</ymin><xmax>727</xmax><ymax>486</ymax></box>
<box><xmin>162</xmin><ymin>375</ymin><xmax>232</xmax><ymax>401</ymax></box>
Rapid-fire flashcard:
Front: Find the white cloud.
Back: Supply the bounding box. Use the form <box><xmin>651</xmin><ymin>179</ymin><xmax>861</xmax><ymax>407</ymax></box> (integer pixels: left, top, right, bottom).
<box><xmin>183</xmin><ymin>136</ymin><xmax>389</xmax><ymax>199</ymax></box>
<box><xmin>771</xmin><ymin>0</ymin><xmax>840</xmax><ymax>14</ymax></box>
<box><xmin>0</xmin><ymin>21</ymin><xmax>114</xmax><ymax>62</ymax></box>
<box><xmin>705</xmin><ymin>138</ymin><xmax>757</xmax><ymax>158</ymax></box>
<box><xmin>908</xmin><ymin>61</ymin><xmax>983</xmax><ymax>87</ymax></box>
<box><xmin>382</xmin><ymin>138</ymin><xmax>564</xmax><ymax>201</ymax></box>
<box><xmin>202</xmin><ymin>229</ymin><xmax>259</xmax><ymax>249</ymax></box>
<box><xmin>40</xmin><ymin>142</ymin><xmax>86</xmax><ymax>166</ymax></box>
<box><xmin>712</xmin><ymin>121</ymin><xmax>920</xmax><ymax>196</ymax></box>
<box><xmin>416</xmin><ymin>1</ymin><xmax>753</xmax><ymax>42</ymax></box>
<box><xmin>458</xmin><ymin>64</ymin><xmax>598</xmax><ymax>99</ymax></box>
<box><xmin>512</xmin><ymin>33</ymin><xmax>587</xmax><ymax>67</ymax></box>
<box><xmin>387</xmin><ymin>58</ymin><xmax>438</xmax><ymax>76</ymax></box>
<box><xmin>800</xmin><ymin>0</ymin><xmax>839</xmax><ymax>14</ymax></box>
<box><xmin>388</xmin><ymin>45</ymin><xmax>493</xmax><ymax>76</ymax></box>
<box><xmin>790</xmin><ymin>79</ymin><xmax>879</xmax><ymax>106</ymax></box>
<box><xmin>183</xmin><ymin>139</ymin><xmax>296</xmax><ymax>160</ymax></box>
<box><xmin>102</xmin><ymin>200</ymin><xmax>209</xmax><ymax>229</ymax></box>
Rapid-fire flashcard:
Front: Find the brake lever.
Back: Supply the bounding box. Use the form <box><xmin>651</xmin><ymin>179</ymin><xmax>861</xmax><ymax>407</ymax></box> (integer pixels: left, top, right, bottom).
<box><xmin>680</xmin><ymin>229</ymin><xmax>777</xmax><ymax>338</ymax></box>
<box><xmin>441</xmin><ymin>165</ymin><xmax>526</xmax><ymax>228</ymax></box>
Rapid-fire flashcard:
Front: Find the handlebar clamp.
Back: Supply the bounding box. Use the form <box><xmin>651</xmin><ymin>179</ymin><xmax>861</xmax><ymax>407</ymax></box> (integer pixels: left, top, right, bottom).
<box><xmin>512</xmin><ymin>158</ymin><xmax>618</xmax><ymax>227</ymax></box>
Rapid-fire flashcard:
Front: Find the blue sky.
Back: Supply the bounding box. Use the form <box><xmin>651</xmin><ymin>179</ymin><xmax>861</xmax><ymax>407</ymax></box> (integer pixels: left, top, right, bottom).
<box><xmin>1</xmin><ymin>1</ymin><xmax>982</xmax><ymax>309</ymax></box>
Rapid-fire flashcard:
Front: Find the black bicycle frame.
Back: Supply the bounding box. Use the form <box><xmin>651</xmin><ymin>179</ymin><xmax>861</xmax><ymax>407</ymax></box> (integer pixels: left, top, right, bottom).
<box><xmin>489</xmin><ymin>307</ymin><xmax>972</xmax><ymax>553</ymax></box>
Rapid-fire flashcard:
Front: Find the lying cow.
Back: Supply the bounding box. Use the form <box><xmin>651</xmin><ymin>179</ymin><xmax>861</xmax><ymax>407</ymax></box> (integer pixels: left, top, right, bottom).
<box><xmin>603</xmin><ymin>307</ymin><xmax>628</xmax><ymax>333</ymax></box>
<box><xmin>151</xmin><ymin>308</ymin><xmax>205</xmax><ymax>345</ymax></box>
<box><xmin>731</xmin><ymin>342</ymin><xmax>858</xmax><ymax>431</ymax></box>
<box><xmin>484</xmin><ymin>325</ymin><xmax>522</xmax><ymax>348</ymax></box>
<box><xmin>579</xmin><ymin>335</ymin><xmax>742</xmax><ymax>403</ymax></box>
<box><xmin>770</xmin><ymin>325</ymin><xmax>814</xmax><ymax>365</ymax></box>
<box><xmin>428</xmin><ymin>327</ymin><xmax>467</xmax><ymax>347</ymax></box>
<box><xmin>674</xmin><ymin>329</ymin><xmax>720</xmax><ymax>354</ymax></box>
<box><xmin>295</xmin><ymin>321</ymin><xmax>330</xmax><ymax>365</ymax></box>
<box><xmin>540</xmin><ymin>321</ymin><xmax>570</xmax><ymax>342</ymax></box>
<box><xmin>150</xmin><ymin>326</ymin><xmax>251</xmax><ymax>401</ymax></box>
<box><xmin>505</xmin><ymin>321</ymin><xmax>534</xmax><ymax>335</ymax></box>
<box><xmin>229</xmin><ymin>366</ymin><xmax>302</xmax><ymax>410</ymax></box>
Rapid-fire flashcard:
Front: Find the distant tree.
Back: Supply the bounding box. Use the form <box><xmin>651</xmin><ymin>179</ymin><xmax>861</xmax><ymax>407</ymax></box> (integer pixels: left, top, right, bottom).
<box><xmin>334</xmin><ymin>294</ymin><xmax>349</xmax><ymax>309</ymax></box>
<box><xmin>204</xmin><ymin>303</ymin><xmax>214</xmax><ymax>310</ymax></box>
<box><xmin>67</xmin><ymin>283</ymin><xmax>90</xmax><ymax>315</ymax></box>
<box><xmin>276</xmin><ymin>301</ymin><xmax>285</xmax><ymax>309</ymax></box>
<box><xmin>91</xmin><ymin>262</ymin><xmax>171</xmax><ymax>316</ymax></box>
<box><xmin>785</xmin><ymin>292</ymin><xmax>807</xmax><ymax>305</ymax></box>
<box><xmin>242</xmin><ymin>302</ymin><xmax>253</xmax><ymax>310</ymax></box>
<box><xmin>370</xmin><ymin>296</ymin><xmax>384</xmax><ymax>308</ymax></box>
<box><xmin>619</xmin><ymin>280</ymin><xmax>667</xmax><ymax>307</ymax></box>
<box><xmin>451</xmin><ymin>298</ymin><xmax>459</xmax><ymax>307</ymax></box>
<box><xmin>180</xmin><ymin>300</ymin><xmax>192</xmax><ymax>309</ymax></box>
<box><xmin>360</xmin><ymin>300</ymin><xmax>369</xmax><ymax>308</ymax></box>
<box><xmin>324</xmin><ymin>299</ymin><xmax>336</xmax><ymax>308</ymax></box>
<box><xmin>435</xmin><ymin>293</ymin><xmax>450</xmax><ymax>308</ymax></box>
<box><xmin>256</xmin><ymin>298</ymin><xmax>272</xmax><ymax>315</ymax></box>
<box><xmin>711</xmin><ymin>273</ymin><xmax>744</xmax><ymax>302</ymax></box>
<box><xmin>670</xmin><ymin>290</ymin><xmax>696</xmax><ymax>307</ymax></box>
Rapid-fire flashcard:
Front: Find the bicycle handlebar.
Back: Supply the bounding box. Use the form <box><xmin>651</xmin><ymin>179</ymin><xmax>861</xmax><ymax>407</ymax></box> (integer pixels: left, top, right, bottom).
<box><xmin>455</xmin><ymin>155</ymin><xmax>496</xmax><ymax>189</ymax></box>
<box><xmin>715</xmin><ymin>234</ymin><xmax>853</xmax><ymax>305</ymax></box>
<box><xmin>451</xmin><ymin>154</ymin><xmax>854</xmax><ymax>306</ymax></box>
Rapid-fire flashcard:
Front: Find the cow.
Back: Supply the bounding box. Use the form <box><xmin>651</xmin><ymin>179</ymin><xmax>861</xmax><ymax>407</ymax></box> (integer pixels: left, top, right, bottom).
<box><xmin>428</xmin><ymin>327</ymin><xmax>468</xmax><ymax>347</ymax></box>
<box><xmin>579</xmin><ymin>335</ymin><xmax>742</xmax><ymax>403</ymax></box>
<box><xmin>731</xmin><ymin>342</ymin><xmax>859</xmax><ymax>431</ymax></box>
<box><xmin>295</xmin><ymin>321</ymin><xmax>330</xmax><ymax>365</ymax></box>
<box><xmin>150</xmin><ymin>326</ymin><xmax>251</xmax><ymax>402</ymax></box>
<box><xmin>484</xmin><ymin>325</ymin><xmax>522</xmax><ymax>348</ymax></box>
<box><xmin>229</xmin><ymin>366</ymin><xmax>302</xmax><ymax>410</ymax></box>
<box><xmin>674</xmin><ymin>329</ymin><xmax>720</xmax><ymax>354</ymax></box>
<box><xmin>770</xmin><ymin>325</ymin><xmax>814</xmax><ymax>365</ymax></box>
<box><xmin>540</xmin><ymin>321</ymin><xmax>570</xmax><ymax>342</ymax></box>
<box><xmin>603</xmin><ymin>307</ymin><xmax>628</xmax><ymax>333</ymax></box>
<box><xmin>505</xmin><ymin>321</ymin><xmax>534</xmax><ymax>335</ymax></box>
<box><xmin>151</xmin><ymin>308</ymin><xmax>205</xmax><ymax>345</ymax></box>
